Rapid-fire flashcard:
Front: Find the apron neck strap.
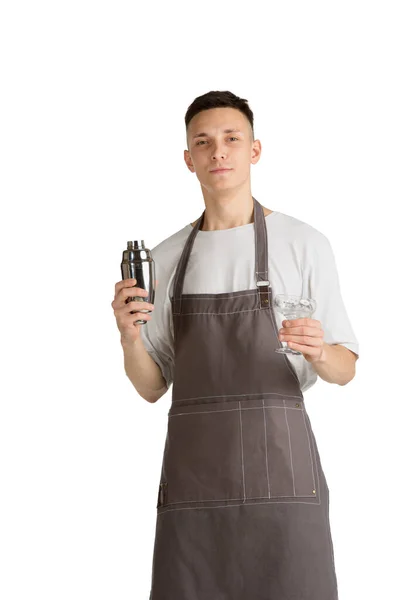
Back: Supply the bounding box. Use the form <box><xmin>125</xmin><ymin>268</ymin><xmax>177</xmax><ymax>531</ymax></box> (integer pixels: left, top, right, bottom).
<box><xmin>173</xmin><ymin>196</ymin><xmax>270</xmax><ymax>313</ymax></box>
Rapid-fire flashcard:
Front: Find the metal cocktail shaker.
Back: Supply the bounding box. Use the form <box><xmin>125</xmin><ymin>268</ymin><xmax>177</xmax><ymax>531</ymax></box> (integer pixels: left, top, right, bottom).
<box><xmin>120</xmin><ymin>240</ymin><xmax>156</xmax><ymax>325</ymax></box>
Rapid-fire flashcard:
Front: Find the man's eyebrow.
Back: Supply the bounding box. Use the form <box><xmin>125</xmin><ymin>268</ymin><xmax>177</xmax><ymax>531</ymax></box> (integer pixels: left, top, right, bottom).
<box><xmin>192</xmin><ymin>128</ymin><xmax>243</xmax><ymax>139</ymax></box>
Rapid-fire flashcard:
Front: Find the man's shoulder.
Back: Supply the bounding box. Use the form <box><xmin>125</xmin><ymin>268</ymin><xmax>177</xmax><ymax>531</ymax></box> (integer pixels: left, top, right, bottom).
<box><xmin>275</xmin><ymin>211</ymin><xmax>329</xmax><ymax>247</ymax></box>
<box><xmin>150</xmin><ymin>224</ymin><xmax>191</xmax><ymax>273</ymax></box>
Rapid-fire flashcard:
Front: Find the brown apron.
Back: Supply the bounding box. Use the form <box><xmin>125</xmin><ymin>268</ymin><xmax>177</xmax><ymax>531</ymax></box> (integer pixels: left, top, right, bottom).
<box><xmin>149</xmin><ymin>197</ymin><xmax>339</xmax><ymax>599</ymax></box>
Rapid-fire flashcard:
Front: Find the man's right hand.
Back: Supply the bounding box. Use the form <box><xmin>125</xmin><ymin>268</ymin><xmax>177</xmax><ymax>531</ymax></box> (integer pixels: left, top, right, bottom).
<box><xmin>111</xmin><ymin>278</ymin><xmax>155</xmax><ymax>345</ymax></box>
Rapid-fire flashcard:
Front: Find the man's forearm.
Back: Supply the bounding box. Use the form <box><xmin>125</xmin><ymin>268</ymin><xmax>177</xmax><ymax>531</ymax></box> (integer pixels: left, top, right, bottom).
<box><xmin>121</xmin><ymin>336</ymin><xmax>168</xmax><ymax>403</ymax></box>
<box><xmin>311</xmin><ymin>342</ymin><xmax>357</xmax><ymax>385</ymax></box>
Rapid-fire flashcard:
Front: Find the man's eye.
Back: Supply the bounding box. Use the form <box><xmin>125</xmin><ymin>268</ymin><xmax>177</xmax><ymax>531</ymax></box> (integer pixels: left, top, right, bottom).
<box><xmin>195</xmin><ymin>137</ymin><xmax>238</xmax><ymax>146</ymax></box>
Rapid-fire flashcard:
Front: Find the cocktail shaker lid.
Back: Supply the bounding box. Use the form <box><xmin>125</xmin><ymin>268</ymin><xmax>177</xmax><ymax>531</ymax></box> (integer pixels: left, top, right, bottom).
<box><xmin>122</xmin><ymin>240</ymin><xmax>153</xmax><ymax>262</ymax></box>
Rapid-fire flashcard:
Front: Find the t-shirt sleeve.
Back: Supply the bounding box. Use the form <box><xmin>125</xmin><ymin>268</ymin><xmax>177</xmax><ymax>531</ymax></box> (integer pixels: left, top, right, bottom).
<box><xmin>305</xmin><ymin>232</ymin><xmax>359</xmax><ymax>359</ymax></box>
<box><xmin>139</xmin><ymin>264</ymin><xmax>175</xmax><ymax>390</ymax></box>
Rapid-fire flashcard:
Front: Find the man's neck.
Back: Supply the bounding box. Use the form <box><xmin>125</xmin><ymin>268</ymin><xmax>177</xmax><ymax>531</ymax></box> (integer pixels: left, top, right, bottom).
<box><xmin>191</xmin><ymin>205</ymin><xmax>273</xmax><ymax>231</ymax></box>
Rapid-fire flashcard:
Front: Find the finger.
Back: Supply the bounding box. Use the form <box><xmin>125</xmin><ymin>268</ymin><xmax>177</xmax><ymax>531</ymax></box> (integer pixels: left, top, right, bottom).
<box><xmin>279</xmin><ymin>326</ymin><xmax>324</xmax><ymax>337</ymax></box>
<box><xmin>282</xmin><ymin>318</ymin><xmax>306</xmax><ymax>328</ymax></box>
<box><xmin>280</xmin><ymin>335</ymin><xmax>323</xmax><ymax>347</ymax></box>
<box><xmin>115</xmin><ymin>299</ymin><xmax>154</xmax><ymax>316</ymax></box>
<box><xmin>118</xmin><ymin>286</ymin><xmax>149</xmax><ymax>307</ymax></box>
<box><xmin>122</xmin><ymin>312</ymin><xmax>152</xmax><ymax>326</ymax></box>
<box><xmin>283</xmin><ymin>318</ymin><xmax>321</xmax><ymax>329</ymax></box>
<box><xmin>112</xmin><ymin>287</ymin><xmax>150</xmax><ymax>311</ymax></box>
<box><xmin>125</xmin><ymin>300</ymin><xmax>154</xmax><ymax>313</ymax></box>
<box><xmin>121</xmin><ymin>286</ymin><xmax>149</xmax><ymax>303</ymax></box>
<box><xmin>115</xmin><ymin>277</ymin><xmax>137</xmax><ymax>295</ymax></box>
<box><xmin>131</xmin><ymin>312</ymin><xmax>152</xmax><ymax>323</ymax></box>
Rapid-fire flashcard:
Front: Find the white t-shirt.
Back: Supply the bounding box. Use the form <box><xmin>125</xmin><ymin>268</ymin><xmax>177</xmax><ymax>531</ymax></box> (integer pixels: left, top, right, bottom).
<box><xmin>140</xmin><ymin>210</ymin><xmax>359</xmax><ymax>394</ymax></box>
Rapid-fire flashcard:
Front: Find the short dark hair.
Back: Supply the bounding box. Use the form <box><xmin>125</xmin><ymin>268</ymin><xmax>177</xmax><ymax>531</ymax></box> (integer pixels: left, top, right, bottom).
<box><xmin>185</xmin><ymin>90</ymin><xmax>254</xmax><ymax>143</ymax></box>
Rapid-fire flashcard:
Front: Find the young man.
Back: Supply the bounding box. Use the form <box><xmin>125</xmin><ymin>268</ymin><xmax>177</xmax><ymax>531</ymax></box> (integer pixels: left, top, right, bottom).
<box><xmin>113</xmin><ymin>90</ymin><xmax>359</xmax><ymax>599</ymax></box>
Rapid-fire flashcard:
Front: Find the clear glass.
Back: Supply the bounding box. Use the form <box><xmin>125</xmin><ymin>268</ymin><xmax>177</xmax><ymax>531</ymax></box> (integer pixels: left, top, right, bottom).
<box><xmin>273</xmin><ymin>294</ymin><xmax>317</xmax><ymax>355</ymax></box>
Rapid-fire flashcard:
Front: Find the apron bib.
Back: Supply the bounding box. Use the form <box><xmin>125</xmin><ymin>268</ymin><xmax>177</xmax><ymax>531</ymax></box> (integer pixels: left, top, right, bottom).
<box><xmin>149</xmin><ymin>197</ymin><xmax>339</xmax><ymax>599</ymax></box>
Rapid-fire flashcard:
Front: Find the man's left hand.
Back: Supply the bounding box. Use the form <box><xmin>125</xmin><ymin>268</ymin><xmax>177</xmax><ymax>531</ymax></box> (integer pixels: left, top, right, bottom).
<box><xmin>278</xmin><ymin>318</ymin><xmax>326</xmax><ymax>363</ymax></box>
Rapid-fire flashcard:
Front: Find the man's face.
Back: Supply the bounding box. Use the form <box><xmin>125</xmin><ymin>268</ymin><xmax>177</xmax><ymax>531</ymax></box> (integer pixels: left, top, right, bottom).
<box><xmin>184</xmin><ymin>107</ymin><xmax>261</xmax><ymax>193</ymax></box>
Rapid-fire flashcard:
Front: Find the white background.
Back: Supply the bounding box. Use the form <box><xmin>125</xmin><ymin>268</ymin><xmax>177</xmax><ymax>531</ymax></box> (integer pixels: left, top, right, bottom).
<box><xmin>1</xmin><ymin>1</ymin><xmax>399</xmax><ymax>598</ymax></box>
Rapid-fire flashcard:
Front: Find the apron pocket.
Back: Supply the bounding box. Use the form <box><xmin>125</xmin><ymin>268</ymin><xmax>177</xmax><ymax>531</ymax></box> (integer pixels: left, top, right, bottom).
<box><xmin>262</xmin><ymin>404</ymin><xmax>317</xmax><ymax>499</ymax></box>
<box><xmin>161</xmin><ymin>406</ymin><xmax>244</xmax><ymax>506</ymax></box>
<box><xmin>158</xmin><ymin>398</ymin><xmax>318</xmax><ymax>509</ymax></box>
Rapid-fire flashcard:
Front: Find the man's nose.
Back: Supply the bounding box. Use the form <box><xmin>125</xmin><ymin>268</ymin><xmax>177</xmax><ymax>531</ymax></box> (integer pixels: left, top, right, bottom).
<box><xmin>211</xmin><ymin>145</ymin><xmax>227</xmax><ymax>159</ymax></box>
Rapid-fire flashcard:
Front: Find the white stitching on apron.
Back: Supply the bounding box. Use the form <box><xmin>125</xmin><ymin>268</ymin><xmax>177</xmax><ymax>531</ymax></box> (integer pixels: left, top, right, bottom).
<box><xmin>256</xmin><ymin>214</ymin><xmax>261</xmax><ymax>284</ymax></box>
<box><xmin>173</xmin><ymin>307</ymin><xmax>261</xmax><ymax>316</ymax></box>
<box><xmin>180</xmin><ymin>293</ymin><xmax>258</xmax><ymax>300</ymax></box>
<box><xmin>302</xmin><ymin>409</ymin><xmax>317</xmax><ymax>494</ymax></box>
<box><xmin>238</xmin><ymin>400</ymin><xmax>246</xmax><ymax>502</ymax></box>
<box><xmin>262</xmin><ymin>399</ymin><xmax>271</xmax><ymax>499</ymax></box>
<box><xmin>283</xmin><ymin>398</ymin><xmax>297</xmax><ymax>496</ymax></box>
<box><xmin>172</xmin><ymin>391</ymin><xmax>303</xmax><ymax>404</ymax></box>
<box><xmin>159</xmin><ymin>492</ymin><xmax>318</xmax><ymax>506</ymax></box>
<box><xmin>168</xmin><ymin>405</ymin><xmax>304</xmax><ymax>417</ymax></box>
<box><xmin>156</xmin><ymin>497</ymin><xmax>322</xmax><ymax>515</ymax></box>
